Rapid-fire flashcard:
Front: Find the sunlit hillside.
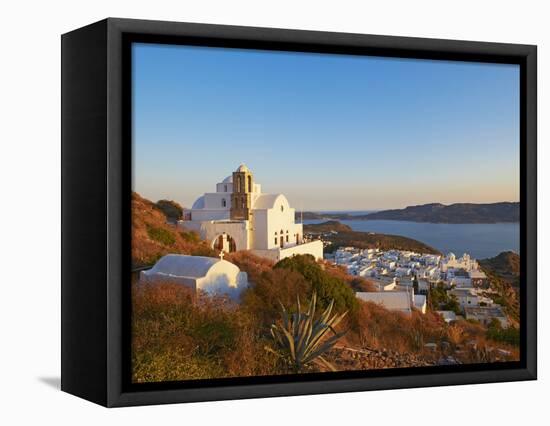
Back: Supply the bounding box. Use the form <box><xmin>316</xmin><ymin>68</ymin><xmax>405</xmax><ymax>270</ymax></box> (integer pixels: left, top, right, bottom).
<box><xmin>131</xmin><ymin>193</ymin><xmax>520</xmax><ymax>383</ymax></box>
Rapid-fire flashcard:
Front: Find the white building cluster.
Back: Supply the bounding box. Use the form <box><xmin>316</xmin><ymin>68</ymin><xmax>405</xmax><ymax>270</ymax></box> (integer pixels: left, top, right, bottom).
<box><xmin>328</xmin><ymin>247</ymin><xmax>507</xmax><ymax>326</ymax></box>
<box><xmin>327</xmin><ymin>247</ymin><xmax>442</xmax><ymax>284</ymax></box>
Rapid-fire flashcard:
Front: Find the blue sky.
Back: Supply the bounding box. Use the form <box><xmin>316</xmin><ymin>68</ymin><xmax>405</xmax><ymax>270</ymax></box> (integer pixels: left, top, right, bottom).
<box><xmin>132</xmin><ymin>43</ymin><xmax>519</xmax><ymax>210</ymax></box>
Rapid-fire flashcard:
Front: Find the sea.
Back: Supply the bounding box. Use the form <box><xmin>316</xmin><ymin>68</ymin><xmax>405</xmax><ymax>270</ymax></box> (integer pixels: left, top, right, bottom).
<box><xmin>303</xmin><ymin>214</ymin><xmax>519</xmax><ymax>259</ymax></box>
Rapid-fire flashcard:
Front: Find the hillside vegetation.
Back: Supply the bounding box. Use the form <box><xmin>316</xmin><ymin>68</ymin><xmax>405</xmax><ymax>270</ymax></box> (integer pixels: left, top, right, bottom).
<box><xmin>132</xmin><ymin>193</ymin><xmax>519</xmax><ymax>383</ymax></box>
<box><xmin>132</xmin><ymin>192</ymin><xmax>216</xmax><ymax>268</ymax></box>
<box><xmin>479</xmin><ymin>251</ymin><xmax>520</xmax><ymax>323</ymax></box>
<box><xmin>133</xmin><ymin>252</ymin><xmax>519</xmax><ymax>382</ymax></box>
<box><xmin>303</xmin><ymin>220</ymin><xmax>353</xmax><ymax>233</ymax></box>
<box><xmin>304</xmin><ymin>221</ymin><xmax>440</xmax><ymax>255</ymax></box>
<box><xmin>479</xmin><ymin>251</ymin><xmax>520</xmax><ymax>287</ymax></box>
<box><xmin>155</xmin><ymin>199</ymin><xmax>184</xmax><ymax>221</ymax></box>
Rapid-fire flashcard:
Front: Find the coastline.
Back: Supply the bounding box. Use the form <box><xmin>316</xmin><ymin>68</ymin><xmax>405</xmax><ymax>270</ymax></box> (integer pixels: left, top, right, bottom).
<box><xmin>304</xmin><ymin>219</ymin><xmax>519</xmax><ymax>259</ymax></box>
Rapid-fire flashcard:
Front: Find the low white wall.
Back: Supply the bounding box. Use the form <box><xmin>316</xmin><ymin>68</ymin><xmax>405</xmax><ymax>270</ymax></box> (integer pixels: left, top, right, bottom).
<box><xmin>250</xmin><ymin>240</ymin><xmax>323</xmax><ymax>262</ymax></box>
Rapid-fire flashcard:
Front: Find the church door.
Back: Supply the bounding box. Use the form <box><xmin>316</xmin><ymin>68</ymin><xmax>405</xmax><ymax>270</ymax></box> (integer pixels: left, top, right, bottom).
<box><xmin>214</xmin><ymin>235</ymin><xmax>224</xmax><ymax>251</ymax></box>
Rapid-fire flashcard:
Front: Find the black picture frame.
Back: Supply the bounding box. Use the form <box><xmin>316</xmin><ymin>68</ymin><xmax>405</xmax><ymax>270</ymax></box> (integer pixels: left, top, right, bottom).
<box><xmin>61</xmin><ymin>17</ymin><xmax>537</xmax><ymax>407</ymax></box>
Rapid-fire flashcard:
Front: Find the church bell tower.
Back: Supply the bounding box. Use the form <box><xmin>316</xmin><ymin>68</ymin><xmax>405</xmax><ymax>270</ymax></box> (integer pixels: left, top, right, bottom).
<box><xmin>230</xmin><ymin>164</ymin><xmax>253</xmax><ymax>220</ymax></box>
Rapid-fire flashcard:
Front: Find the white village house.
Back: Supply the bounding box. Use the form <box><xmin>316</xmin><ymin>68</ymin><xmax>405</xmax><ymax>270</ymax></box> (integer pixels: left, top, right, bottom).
<box><xmin>356</xmin><ymin>289</ymin><xmax>427</xmax><ymax>315</ymax></box>
<box><xmin>179</xmin><ymin>164</ymin><xmax>323</xmax><ymax>262</ymax></box>
<box><xmin>140</xmin><ymin>254</ymin><xmax>248</xmax><ymax>299</ymax></box>
<box><xmin>436</xmin><ymin>310</ymin><xmax>458</xmax><ymax>323</ymax></box>
<box><xmin>464</xmin><ymin>306</ymin><xmax>509</xmax><ymax>327</ymax></box>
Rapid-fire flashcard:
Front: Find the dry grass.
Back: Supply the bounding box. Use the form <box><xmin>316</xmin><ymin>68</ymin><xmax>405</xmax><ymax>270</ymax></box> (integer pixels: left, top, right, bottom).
<box><xmin>132</xmin><ymin>281</ymin><xmax>280</xmax><ymax>383</ymax></box>
<box><xmin>343</xmin><ymin>301</ymin><xmax>445</xmax><ymax>354</ymax></box>
<box><xmin>131</xmin><ymin>192</ymin><xmax>216</xmax><ymax>267</ymax></box>
<box><xmin>322</xmin><ymin>261</ymin><xmax>377</xmax><ymax>292</ymax></box>
<box><xmin>447</xmin><ymin>324</ymin><xmax>464</xmax><ymax>347</ymax></box>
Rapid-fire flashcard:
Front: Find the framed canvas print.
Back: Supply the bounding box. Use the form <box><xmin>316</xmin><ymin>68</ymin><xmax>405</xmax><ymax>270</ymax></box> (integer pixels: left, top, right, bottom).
<box><xmin>61</xmin><ymin>18</ymin><xmax>537</xmax><ymax>407</ymax></box>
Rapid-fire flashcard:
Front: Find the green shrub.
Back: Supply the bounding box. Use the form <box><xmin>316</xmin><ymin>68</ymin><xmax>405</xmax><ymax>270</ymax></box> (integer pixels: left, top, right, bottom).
<box><xmin>428</xmin><ymin>282</ymin><xmax>461</xmax><ymax>314</ymax></box>
<box><xmin>486</xmin><ymin>320</ymin><xmax>520</xmax><ymax>346</ymax></box>
<box><xmin>146</xmin><ymin>224</ymin><xmax>176</xmax><ymax>246</ymax></box>
<box><xmin>180</xmin><ymin>230</ymin><xmax>200</xmax><ymax>243</ymax></box>
<box><xmin>190</xmin><ymin>317</ymin><xmax>238</xmax><ymax>356</ymax></box>
<box><xmin>242</xmin><ymin>268</ymin><xmax>311</xmax><ymax>325</ymax></box>
<box><xmin>132</xmin><ymin>283</ymin><xmax>280</xmax><ymax>382</ymax></box>
<box><xmin>274</xmin><ymin>255</ymin><xmax>358</xmax><ymax>313</ymax></box>
<box><xmin>155</xmin><ymin>199</ymin><xmax>184</xmax><ymax>220</ymax></box>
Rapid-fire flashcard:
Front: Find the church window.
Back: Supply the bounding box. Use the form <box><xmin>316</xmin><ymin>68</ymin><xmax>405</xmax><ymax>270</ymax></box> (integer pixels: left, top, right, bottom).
<box><xmin>248</xmin><ymin>175</ymin><xmax>252</xmax><ymax>192</ymax></box>
<box><xmin>281</xmin><ymin>205</ymin><xmax>284</xmax><ymax>212</ymax></box>
<box><xmin>286</xmin><ymin>235</ymin><xmax>289</xmax><ymax>243</ymax></box>
<box><xmin>222</xmin><ymin>198</ymin><xmax>226</xmax><ymax>207</ymax></box>
<box><xmin>274</xmin><ymin>237</ymin><xmax>278</xmax><ymax>245</ymax></box>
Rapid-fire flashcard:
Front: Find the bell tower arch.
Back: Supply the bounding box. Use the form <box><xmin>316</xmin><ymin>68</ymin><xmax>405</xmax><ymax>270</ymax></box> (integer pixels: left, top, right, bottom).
<box><xmin>230</xmin><ymin>164</ymin><xmax>253</xmax><ymax>220</ymax></box>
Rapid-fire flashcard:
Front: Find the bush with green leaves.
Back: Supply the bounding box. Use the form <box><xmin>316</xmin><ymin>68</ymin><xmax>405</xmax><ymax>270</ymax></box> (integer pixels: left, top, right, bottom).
<box><xmin>146</xmin><ymin>224</ymin><xmax>176</xmax><ymax>246</ymax></box>
<box><xmin>266</xmin><ymin>292</ymin><xmax>348</xmax><ymax>372</ymax></box>
<box><xmin>274</xmin><ymin>255</ymin><xmax>358</xmax><ymax>313</ymax></box>
<box><xmin>155</xmin><ymin>199</ymin><xmax>184</xmax><ymax>220</ymax></box>
<box><xmin>486</xmin><ymin>319</ymin><xmax>520</xmax><ymax>347</ymax></box>
<box><xmin>179</xmin><ymin>230</ymin><xmax>200</xmax><ymax>243</ymax></box>
<box><xmin>428</xmin><ymin>282</ymin><xmax>461</xmax><ymax>314</ymax></box>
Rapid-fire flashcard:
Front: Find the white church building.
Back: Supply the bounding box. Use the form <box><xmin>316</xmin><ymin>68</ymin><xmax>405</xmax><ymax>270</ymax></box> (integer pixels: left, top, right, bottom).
<box><xmin>140</xmin><ymin>254</ymin><xmax>248</xmax><ymax>299</ymax></box>
<box><xmin>178</xmin><ymin>164</ymin><xmax>323</xmax><ymax>262</ymax></box>
<box><xmin>440</xmin><ymin>252</ymin><xmax>479</xmax><ymax>273</ymax></box>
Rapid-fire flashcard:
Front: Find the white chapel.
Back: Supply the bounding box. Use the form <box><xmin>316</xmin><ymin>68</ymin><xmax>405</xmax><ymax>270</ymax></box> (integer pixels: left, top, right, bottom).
<box><xmin>178</xmin><ymin>164</ymin><xmax>323</xmax><ymax>262</ymax></box>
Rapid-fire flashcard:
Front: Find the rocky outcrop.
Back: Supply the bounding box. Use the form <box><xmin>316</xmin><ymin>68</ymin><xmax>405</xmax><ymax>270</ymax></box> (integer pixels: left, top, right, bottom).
<box><xmin>326</xmin><ymin>346</ymin><xmax>436</xmax><ymax>370</ymax></box>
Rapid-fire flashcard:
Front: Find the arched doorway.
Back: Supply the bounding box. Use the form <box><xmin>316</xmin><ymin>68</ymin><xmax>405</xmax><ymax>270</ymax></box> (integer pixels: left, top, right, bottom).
<box><xmin>212</xmin><ymin>233</ymin><xmax>237</xmax><ymax>253</ymax></box>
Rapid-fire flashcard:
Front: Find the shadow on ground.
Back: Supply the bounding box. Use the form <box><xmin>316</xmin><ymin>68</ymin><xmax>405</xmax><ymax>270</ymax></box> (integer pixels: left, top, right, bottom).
<box><xmin>38</xmin><ymin>377</ymin><xmax>61</xmax><ymax>390</ymax></box>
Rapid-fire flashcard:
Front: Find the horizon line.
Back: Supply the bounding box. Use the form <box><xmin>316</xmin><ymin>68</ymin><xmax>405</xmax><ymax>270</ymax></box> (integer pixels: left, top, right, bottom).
<box><xmin>301</xmin><ymin>200</ymin><xmax>520</xmax><ymax>212</ymax></box>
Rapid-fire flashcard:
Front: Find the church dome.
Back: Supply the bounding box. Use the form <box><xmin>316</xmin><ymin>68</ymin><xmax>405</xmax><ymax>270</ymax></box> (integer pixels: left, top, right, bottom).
<box><xmin>221</xmin><ymin>175</ymin><xmax>233</xmax><ymax>183</ymax></box>
<box><xmin>252</xmin><ymin>193</ymin><xmax>288</xmax><ymax>210</ymax></box>
<box><xmin>191</xmin><ymin>195</ymin><xmax>205</xmax><ymax>209</ymax></box>
<box><xmin>236</xmin><ymin>163</ymin><xmax>250</xmax><ymax>173</ymax></box>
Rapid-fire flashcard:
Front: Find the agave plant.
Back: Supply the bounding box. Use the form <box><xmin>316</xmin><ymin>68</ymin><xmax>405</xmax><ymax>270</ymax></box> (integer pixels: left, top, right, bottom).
<box><xmin>266</xmin><ymin>292</ymin><xmax>348</xmax><ymax>372</ymax></box>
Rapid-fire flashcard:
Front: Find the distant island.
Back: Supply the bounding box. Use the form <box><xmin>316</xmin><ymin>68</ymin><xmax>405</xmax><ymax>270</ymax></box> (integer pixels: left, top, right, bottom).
<box><xmin>297</xmin><ymin>202</ymin><xmax>519</xmax><ymax>224</ymax></box>
<box><xmin>303</xmin><ymin>221</ymin><xmax>441</xmax><ymax>255</ymax></box>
